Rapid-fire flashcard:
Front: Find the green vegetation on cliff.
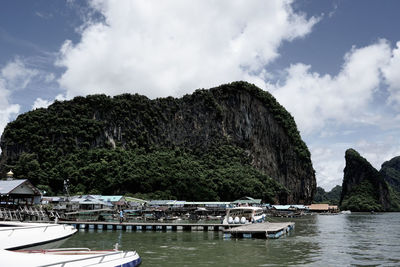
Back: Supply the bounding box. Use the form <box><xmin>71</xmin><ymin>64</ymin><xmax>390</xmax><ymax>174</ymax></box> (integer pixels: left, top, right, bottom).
<box><xmin>0</xmin><ymin>81</ymin><xmax>314</xmax><ymax>203</ymax></box>
<box><xmin>380</xmin><ymin>156</ymin><xmax>400</xmax><ymax>194</ymax></box>
<box><xmin>341</xmin><ymin>180</ymin><xmax>383</xmax><ymax>211</ymax></box>
<box><xmin>11</xmin><ymin>145</ymin><xmax>287</xmax><ymax>202</ymax></box>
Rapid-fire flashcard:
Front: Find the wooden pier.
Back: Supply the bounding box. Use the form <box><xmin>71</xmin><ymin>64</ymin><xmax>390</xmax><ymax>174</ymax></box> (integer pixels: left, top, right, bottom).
<box><xmin>58</xmin><ymin>221</ymin><xmax>232</xmax><ymax>232</ymax></box>
<box><xmin>223</xmin><ymin>222</ymin><xmax>295</xmax><ymax>239</ymax></box>
<box><xmin>58</xmin><ymin>221</ymin><xmax>294</xmax><ymax>239</ymax></box>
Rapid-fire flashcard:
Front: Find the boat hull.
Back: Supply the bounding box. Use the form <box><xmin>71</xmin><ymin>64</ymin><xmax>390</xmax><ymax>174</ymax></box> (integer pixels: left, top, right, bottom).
<box><xmin>0</xmin><ymin>249</ymin><xmax>141</xmax><ymax>267</ymax></box>
<box><xmin>0</xmin><ymin>222</ymin><xmax>77</xmax><ymax>250</ymax></box>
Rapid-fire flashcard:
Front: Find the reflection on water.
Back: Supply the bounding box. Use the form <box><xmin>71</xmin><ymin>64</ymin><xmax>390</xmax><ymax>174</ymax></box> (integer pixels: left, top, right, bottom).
<box><xmin>58</xmin><ymin>213</ymin><xmax>400</xmax><ymax>266</ymax></box>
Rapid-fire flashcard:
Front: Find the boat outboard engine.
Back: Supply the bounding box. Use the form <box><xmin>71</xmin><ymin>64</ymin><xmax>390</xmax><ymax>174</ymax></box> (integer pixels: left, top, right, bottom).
<box><xmin>228</xmin><ymin>216</ymin><xmax>234</xmax><ymax>224</ymax></box>
<box><xmin>234</xmin><ymin>217</ymin><xmax>240</xmax><ymax>224</ymax></box>
<box><xmin>240</xmin><ymin>217</ymin><xmax>246</xmax><ymax>224</ymax></box>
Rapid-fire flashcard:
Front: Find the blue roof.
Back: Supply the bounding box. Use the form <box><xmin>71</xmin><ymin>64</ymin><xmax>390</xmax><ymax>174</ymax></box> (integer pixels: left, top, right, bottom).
<box><xmin>232</xmin><ymin>197</ymin><xmax>262</xmax><ymax>204</ymax></box>
<box><xmin>70</xmin><ymin>197</ymin><xmax>112</xmax><ymax>206</ymax></box>
<box><xmin>99</xmin><ymin>196</ymin><xmax>124</xmax><ymax>202</ymax></box>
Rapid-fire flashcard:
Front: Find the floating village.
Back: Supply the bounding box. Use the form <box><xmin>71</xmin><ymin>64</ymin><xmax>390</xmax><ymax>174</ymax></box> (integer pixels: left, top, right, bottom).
<box><xmin>0</xmin><ymin>170</ymin><xmax>341</xmax><ymax>266</ymax></box>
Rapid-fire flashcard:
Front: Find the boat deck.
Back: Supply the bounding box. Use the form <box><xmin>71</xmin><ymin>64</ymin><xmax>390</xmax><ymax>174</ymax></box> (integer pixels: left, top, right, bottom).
<box><xmin>223</xmin><ymin>222</ymin><xmax>295</xmax><ymax>239</ymax></box>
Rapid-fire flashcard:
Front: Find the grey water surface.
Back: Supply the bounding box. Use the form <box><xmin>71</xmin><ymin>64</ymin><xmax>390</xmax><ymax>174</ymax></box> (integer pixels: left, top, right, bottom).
<box><xmin>59</xmin><ymin>213</ymin><xmax>400</xmax><ymax>266</ymax></box>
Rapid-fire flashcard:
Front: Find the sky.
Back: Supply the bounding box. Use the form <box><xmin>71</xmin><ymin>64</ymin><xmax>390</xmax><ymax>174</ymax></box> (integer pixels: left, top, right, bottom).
<box><xmin>1</xmin><ymin>0</ymin><xmax>400</xmax><ymax>191</ymax></box>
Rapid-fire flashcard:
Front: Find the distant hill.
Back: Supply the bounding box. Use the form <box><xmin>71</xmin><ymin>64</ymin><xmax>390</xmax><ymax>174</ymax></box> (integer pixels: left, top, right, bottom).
<box><xmin>0</xmin><ymin>81</ymin><xmax>316</xmax><ymax>203</ymax></box>
<box><xmin>340</xmin><ymin>149</ymin><xmax>400</xmax><ymax>211</ymax></box>
<box><xmin>313</xmin><ymin>185</ymin><xmax>341</xmax><ymax>205</ymax></box>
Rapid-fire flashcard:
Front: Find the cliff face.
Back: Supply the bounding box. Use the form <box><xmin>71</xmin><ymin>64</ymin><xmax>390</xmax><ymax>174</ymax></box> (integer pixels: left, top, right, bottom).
<box><xmin>340</xmin><ymin>149</ymin><xmax>392</xmax><ymax>211</ymax></box>
<box><xmin>380</xmin><ymin>156</ymin><xmax>400</xmax><ymax>193</ymax></box>
<box><xmin>0</xmin><ymin>82</ymin><xmax>315</xmax><ymax>203</ymax></box>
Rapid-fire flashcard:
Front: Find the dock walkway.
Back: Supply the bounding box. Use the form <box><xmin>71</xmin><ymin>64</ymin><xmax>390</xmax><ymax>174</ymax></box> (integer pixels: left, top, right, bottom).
<box><xmin>223</xmin><ymin>222</ymin><xmax>295</xmax><ymax>239</ymax></box>
<box><xmin>58</xmin><ymin>221</ymin><xmax>294</xmax><ymax>239</ymax></box>
<box><xmin>59</xmin><ymin>221</ymin><xmax>231</xmax><ymax>232</ymax></box>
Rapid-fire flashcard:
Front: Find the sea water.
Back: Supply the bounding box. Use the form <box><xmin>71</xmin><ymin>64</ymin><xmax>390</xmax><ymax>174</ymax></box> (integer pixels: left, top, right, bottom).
<box><xmin>59</xmin><ymin>213</ymin><xmax>400</xmax><ymax>266</ymax></box>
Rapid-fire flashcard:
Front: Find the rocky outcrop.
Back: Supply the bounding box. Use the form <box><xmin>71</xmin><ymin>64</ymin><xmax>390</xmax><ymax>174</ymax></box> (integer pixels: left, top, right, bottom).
<box><xmin>380</xmin><ymin>156</ymin><xmax>400</xmax><ymax>194</ymax></box>
<box><xmin>0</xmin><ymin>81</ymin><xmax>316</xmax><ymax>203</ymax></box>
<box><xmin>340</xmin><ymin>149</ymin><xmax>393</xmax><ymax>211</ymax></box>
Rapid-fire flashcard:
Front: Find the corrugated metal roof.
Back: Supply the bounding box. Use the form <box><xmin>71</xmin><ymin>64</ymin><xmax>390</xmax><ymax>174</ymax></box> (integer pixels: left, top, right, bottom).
<box><xmin>125</xmin><ymin>197</ymin><xmax>148</xmax><ymax>203</ymax></box>
<box><xmin>185</xmin><ymin>201</ymin><xmax>231</xmax><ymax>205</ymax></box>
<box><xmin>147</xmin><ymin>200</ymin><xmax>232</xmax><ymax>206</ymax></box>
<box><xmin>99</xmin><ymin>195</ymin><xmax>124</xmax><ymax>202</ymax></box>
<box><xmin>148</xmin><ymin>200</ymin><xmax>175</xmax><ymax>205</ymax></box>
<box><xmin>0</xmin><ymin>179</ymin><xmax>27</xmax><ymax>194</ymax></box>
<box><xmin>232</xmin><ymin>199</ymin><xmax>262</xmax><ymax>204</ymax></box>
<box><xmin>307</xmin><ymin>204</ymin><xmax>330</xmax><ymax>210</ymax></box>
<box><xmin>291</xmin><ymin>205</ymin><xmax>309</xmax><ymax>209</ymax></box>
<box><xmin>71</xmin><ymin>197</ymin><xmax>112</xmax><ymax>206</ymax></box>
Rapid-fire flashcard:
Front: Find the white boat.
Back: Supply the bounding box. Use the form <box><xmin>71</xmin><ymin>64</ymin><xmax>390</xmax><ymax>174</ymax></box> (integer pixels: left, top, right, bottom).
<box><xmin>222</xmin><ymin>206</ymin><xmax>266</xmax><ymax>225</ymax></box>
<box><xmin>0</xmin><ymin>221</ymin><xmax>141</xmax><ymax>266</ymax></box>
<box><xmin>0</xmin><ymin>221</ymin><xmax>77</xmax><ymax>250</ymax></box>
<box><xmin>0</xmin><ymin>247</ymin><xmax>141</xmax><ymax>267</ymax></box>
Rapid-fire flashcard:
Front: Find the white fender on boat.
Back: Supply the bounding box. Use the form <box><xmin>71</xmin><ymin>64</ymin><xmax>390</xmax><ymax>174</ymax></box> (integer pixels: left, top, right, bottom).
<box><xmin>240</xmin><ymin>217</ymin><xmax>246</xmax><ymax>224</ymax></box>
<box><xmin>228</xmin><ymin>217</ymin><xmax>234</xmax><ymax>224</ymax></box>
<box><xmin>234</xmin><ymin>217</ymin><xmax>240</xmax><ymax>224</ymax></box>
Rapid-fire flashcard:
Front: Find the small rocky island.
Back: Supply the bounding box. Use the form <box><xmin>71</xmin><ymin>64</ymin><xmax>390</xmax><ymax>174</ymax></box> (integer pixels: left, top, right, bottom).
<box><xmin>340</xmin><ymin>149</ymin><xmax>400</xmax><ymax>211</ymax></box>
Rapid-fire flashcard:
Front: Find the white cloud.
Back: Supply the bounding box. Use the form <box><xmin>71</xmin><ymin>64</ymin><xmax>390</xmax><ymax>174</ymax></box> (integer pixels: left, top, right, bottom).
<box><xmin>32</xmin><ymin>98</ymin><xmax>52</xmax><ymax>110</ymax></box>
<box><xmin>0</xmin><ymin>77</ymin><xmax>20</xmax><ymax>146</ymax></box>
<box><xmin>1</xmin><ymin>58</ymin><xmax>39</xmax><ymax>91</ymax></box>
<box><xmin>31</xmin><ymin>93</ymin><xmax>69</xmax><ymax>110</ymax></box>
<box><xmin>35</xmin><ymin>11</ymin><xmax>53</xmax><ymax>20</ymax></box>
<box><xmin>310</xmin><ymin>134</ymin><xmax>400</xmax><ymax>191</ymax></box>
<box><xmin>271</xmin><ymin>40</ymin><xmax>392</xmax><ymax>135</ymax></box>
<box><xmin>0</xmin><ymin>58</ymin><xmax>45</xmax><ymax>149</ymax></box>
<box><xmin>57</xmin><ymin>0</ymin><xmax>318</xmax><ymax>99</ymax></box>
<box><xmin>310</xmin><ymin>144</ymin><xmax>348</xmax><ymax>191</ymax></box>
<box><xmin>382</xmin><ymin>41</ymin><xmax>400</xmax><ymax>106</ymax></box>
<box><xmin>44</xmin><ymin>73</ymin><xmax>56</xmax><ymax>83</ymax></box>
<box><xmin>269</xmin><ymin>39</ymin><xmax>400</xmax><ymax>191</ymax></box>
<box><xmin>355</xmin><ymin>136</ymin><xmax>400</xmax><ymax>170</ymax></box>
<box><xmin>55</xmin><ymin>94</ymin><xmax>68</xmax><ymax>101</ymax></box>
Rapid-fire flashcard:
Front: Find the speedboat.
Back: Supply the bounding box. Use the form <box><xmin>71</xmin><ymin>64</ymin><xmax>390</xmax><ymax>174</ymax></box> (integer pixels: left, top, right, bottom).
<box><xmin>0</xmin><ymin>221</ymin><xmax>142</xmax><ymax>266</ymax></box>
<box><xmin>0</xmin><ymin>221</ymin><xmax>77</xmax><ymax>250</ymax></box>
<box><xmin>222</xmin><ymin>206</ymin><xmax>266</xmax><ymax>225</ymax></box>
<box><xmin>0</xmin><ymin>246</ymin><xmax>141</xmax><ymax>267</ymax></box>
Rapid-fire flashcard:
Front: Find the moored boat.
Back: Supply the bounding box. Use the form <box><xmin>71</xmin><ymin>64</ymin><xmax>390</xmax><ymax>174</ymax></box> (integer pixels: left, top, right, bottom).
<box><xmin>0</xmin><ymin>221</ymin><xmax>142</xmax><ymax>266</ymax></box>
<box><xmin>340</xmin><ymin>210</ymin><xmax>351</xmax><ymax>214</ymax></box>
<box><xmin>222</xmin><ymin>206</ymin><xmax>266</xmax><ymax>225</ymax></box>
<box><xmin>0</xmin><ymin>247</ymin><xmax>141</xmax><ymax>267</ymax></box>
<box><xmin>0</xmin><ymin>221</ymin><xmax>77</xmax><ymax>250</ymax></box>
